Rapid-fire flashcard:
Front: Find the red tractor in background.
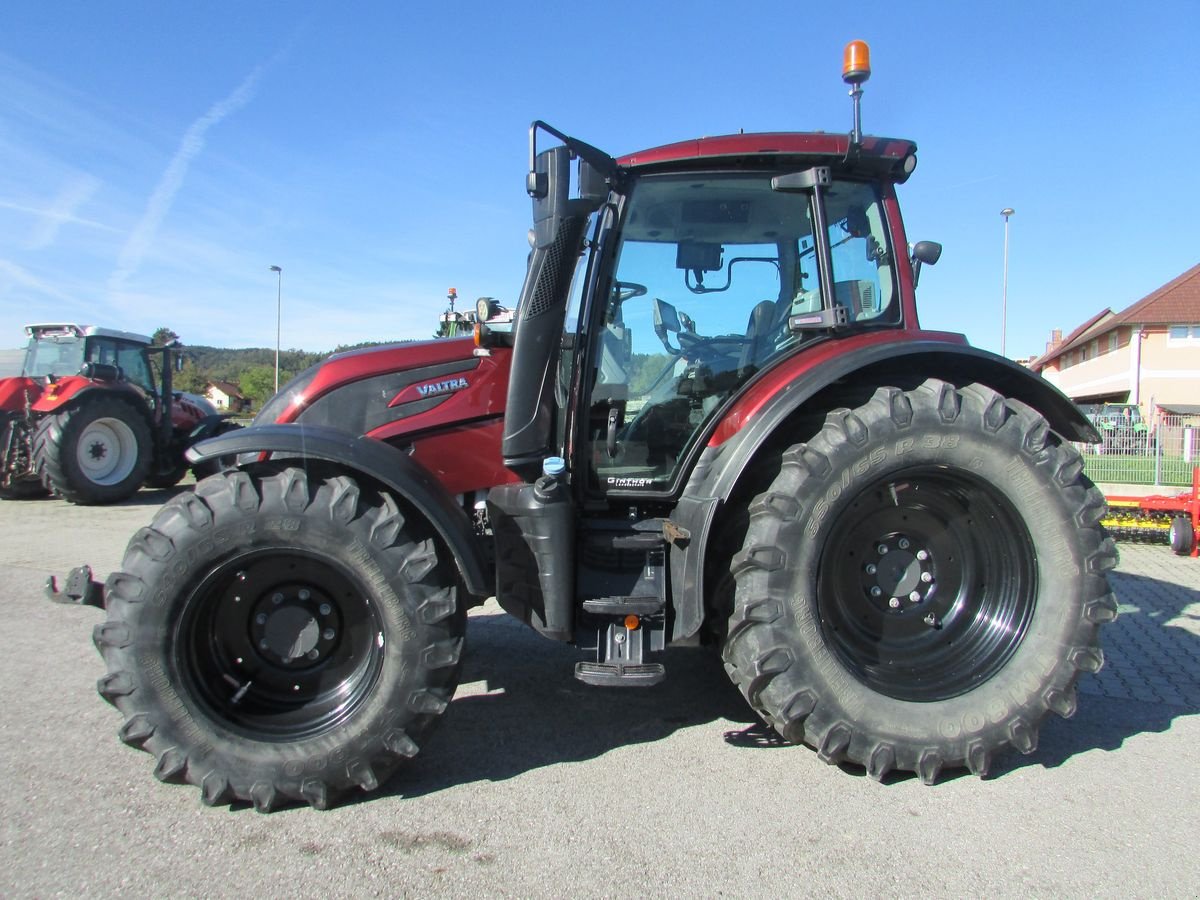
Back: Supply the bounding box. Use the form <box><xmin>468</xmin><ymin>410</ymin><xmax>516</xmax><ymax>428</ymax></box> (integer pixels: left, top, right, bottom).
<box><xmin>0</xmin><ymin>323</ymin><xmax>236</xmax><ymax>504</ymax></box>
<box><xmin>88</xmin><ymin>42</ymin><xmax>1117</xmax><ymax>811</ymax></box>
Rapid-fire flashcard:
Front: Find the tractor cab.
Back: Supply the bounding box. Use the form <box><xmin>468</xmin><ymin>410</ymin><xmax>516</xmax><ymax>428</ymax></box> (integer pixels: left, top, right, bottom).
<box><xmin>488</xmin><ymin>61</ymin><xmax>933</xmax><ymax>683</ymax></box>
<box><xmin>22</xmin><ymin>324</ymin><xmax>157</xmax><ymax>396</ymax></box>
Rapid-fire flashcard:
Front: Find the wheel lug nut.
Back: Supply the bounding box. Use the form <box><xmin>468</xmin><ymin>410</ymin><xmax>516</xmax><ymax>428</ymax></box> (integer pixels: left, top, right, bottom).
<box><xmin>877</xmin><ymin>544</ymin><xmax>889</xmax><ymax>555</ymax></box>
<box><xmin>307</xmin><ymin>649</ymin><xmax>319</xmax><ymax>660</ymax></box>
<box><xmin>920</xmin><ymin>572</ymin><xmax>933</xmax><ymax>583</ymax></box>
<box><xmin>898</xmin><ymin>538</ymin><xmax>910</xmax><ymax>550</ymax></box>
<box><xmin>924</xmin><ymin>613</ymin><xmax>940</xmax><ymax>627</ymax></box>
<box><xmin>870</xmin><ymin>586</ymin><xmax>883</xmax><ymax>597</ymax></box>
<box><xmin>865</xmin><ymin>564</ymin><xmax>877</xmax><ymax>575</ymax></box>
<box><xmin>271</xmin><ymin>593</ymin><xmax>284</xmax><ymax>605</ymax></box>
<box><xmin>888</xmin><ymin>597</ymin><xmax>901</xmax><ymax>609</ymax></box>
<box><xmin>322</xmin><ymin>628</ymin><xmax>335</xmax><ymax>641</ymax></box>
<box><xmin>258</xmin><ymin>639</ymin><xmax>269</xmax><ymax>650</ymax></box>
<box><xmin>909</xmin><ymin>591</ymin><xmax>921</xmax><ymax>602</ymax></box>
<box><xmin>255</xmin><ymin>613</ymin><xmax>267</xmax><ymax>625</ymax></box>
<box><xmin>916</xmin><ymin>550</ymin><xmax>929</xmax><ymax>561</ymax></box>
<box><xmin>319</xmin><ymin>603</ymin><xmax>332</xmax><ymax>616</ymax></box>
<box><xmin>298</xmin><ymin>589</ymin><xmax>311</xmax><ymax>601</ymax></box>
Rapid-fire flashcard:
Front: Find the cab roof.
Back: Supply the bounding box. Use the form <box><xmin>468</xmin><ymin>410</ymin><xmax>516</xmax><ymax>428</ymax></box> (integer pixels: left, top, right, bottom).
<box><xmin>617</xmin><ymin>132</ymin><xmax>918</xmax><ymax>178</ymax></box>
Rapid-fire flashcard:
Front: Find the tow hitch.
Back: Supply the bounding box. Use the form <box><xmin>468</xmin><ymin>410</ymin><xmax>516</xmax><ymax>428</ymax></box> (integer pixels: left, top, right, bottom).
<box><xmin>45</xmin><ymin>564</ymin><xmax>104</xmax><ymax>608</ymax></box>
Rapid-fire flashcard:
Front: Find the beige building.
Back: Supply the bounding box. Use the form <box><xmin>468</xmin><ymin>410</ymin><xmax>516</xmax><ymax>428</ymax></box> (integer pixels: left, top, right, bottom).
<box><xmin>1031</xmin><ymin>263</ymin><xmax>1200</xmax><ymax>413</ymax></box>
<box><xmin>205</xmin><ymin>380</ymin><xmax>251</xmax><ymax>413</ymax></box>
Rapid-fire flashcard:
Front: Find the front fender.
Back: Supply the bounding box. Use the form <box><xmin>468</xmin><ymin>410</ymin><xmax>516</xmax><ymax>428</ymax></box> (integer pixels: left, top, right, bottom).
<box><xmin>186</xmin><ymin>423</ymin><xmax>489</xmax><ymax>598</ymax></box>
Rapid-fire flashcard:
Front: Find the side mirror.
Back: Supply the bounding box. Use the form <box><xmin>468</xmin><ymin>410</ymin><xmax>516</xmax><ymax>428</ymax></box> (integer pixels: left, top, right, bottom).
<box><xmin>528</xmin><ymin>145</ymin><xmax>572</xmax><ymax>249</ymax></box>
<box><xmin>910</xmin><ymin>240</ymin><xmax>942</xmax><ymax>287</ymax></box>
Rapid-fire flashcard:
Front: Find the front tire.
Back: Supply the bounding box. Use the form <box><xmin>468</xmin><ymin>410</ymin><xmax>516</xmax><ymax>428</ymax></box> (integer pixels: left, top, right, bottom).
<box><xmin>34</xmin><ymin>395</ymin><xmax>152</xmax><ymax>504</ymax></box>
<box><xmin>94</xmin><ymin>465</ymin><xmax>465</xmax><ymax>811</ymax></box>
<box><xmin>724</xmin><ymin>380</ymin><xmax>1118</xmax><ymax>783</ymax></box>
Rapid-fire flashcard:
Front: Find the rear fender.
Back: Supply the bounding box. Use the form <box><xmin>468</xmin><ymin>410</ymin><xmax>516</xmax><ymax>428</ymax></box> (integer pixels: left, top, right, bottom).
<box><xmin>669</xmin><ymin>340</ymin><xmax>1098</xmax><ymax>641</ymax></box>
<box><xmin>30</xmin><ymin>378</ymin><xmax>144</xmax><ymax>414</ymax></box>
<box><xmin>186</xmin><ymin>423</ymin><xmax>489</xmax><ymax>598</ymax></box>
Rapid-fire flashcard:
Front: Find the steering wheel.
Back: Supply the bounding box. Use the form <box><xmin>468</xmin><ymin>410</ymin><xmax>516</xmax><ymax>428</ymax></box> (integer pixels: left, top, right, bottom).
<box><xmin>614</xmin><ymin>281</ymin><xmax>647</xmax><ymax>303</ymax></box>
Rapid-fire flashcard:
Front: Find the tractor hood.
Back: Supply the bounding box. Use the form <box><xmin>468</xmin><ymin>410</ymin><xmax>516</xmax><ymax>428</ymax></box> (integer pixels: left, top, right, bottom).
<box><xmin>257</xmin><ymin>336</ymin><xmax>512</xmax><ymax>442</ymax></box>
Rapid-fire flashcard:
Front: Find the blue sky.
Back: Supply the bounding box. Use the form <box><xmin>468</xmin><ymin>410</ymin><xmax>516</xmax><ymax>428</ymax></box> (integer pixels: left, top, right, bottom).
<box><xmin>1</xmin><ymin>1</ymin><xmax>1197</xmax><ymax>360</ymax></box>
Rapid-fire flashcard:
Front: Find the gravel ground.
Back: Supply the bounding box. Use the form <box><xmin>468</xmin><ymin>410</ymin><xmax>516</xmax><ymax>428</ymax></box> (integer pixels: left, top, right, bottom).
<box><xmin>1</xmin><ymin>485</ymin><xmax>1197</xmax><ymax>898</ymax></box>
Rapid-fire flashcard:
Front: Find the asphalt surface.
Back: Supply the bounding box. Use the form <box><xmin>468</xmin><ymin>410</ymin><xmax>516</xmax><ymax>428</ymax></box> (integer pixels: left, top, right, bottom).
<box><xmin>1</xmin><ymin>483</ymin><xmax>1198</xmax><ymax>898</ymax></box>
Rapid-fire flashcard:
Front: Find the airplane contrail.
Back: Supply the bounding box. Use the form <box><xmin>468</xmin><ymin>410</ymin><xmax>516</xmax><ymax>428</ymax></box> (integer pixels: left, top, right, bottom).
<box><xmin>109</xmin><ymin>63</ymin><xmax>266</xmax><ymax>292</ymax></box>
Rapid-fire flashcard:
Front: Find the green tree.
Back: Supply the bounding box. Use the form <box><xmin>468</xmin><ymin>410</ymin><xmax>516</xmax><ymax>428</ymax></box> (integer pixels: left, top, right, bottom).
<box><xmin>174</xmin><ymin>359</ymin><xmax>208</xmax><ymax>394</ymax></box>
<box><xmin>151</xmin><ymin>327</ymin><xmax>180</xmax><ymax>346</ymax></box>
<box><xmin>239</xmin><ymin>365</ymin><xmax>277</xmax><ymax>407</ymax></box>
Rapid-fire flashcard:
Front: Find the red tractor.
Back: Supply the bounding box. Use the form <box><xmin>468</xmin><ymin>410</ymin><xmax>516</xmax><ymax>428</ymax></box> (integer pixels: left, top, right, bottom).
<box><xmin>90</xmin><ymin>43</ymin><xmax>1116</xmax><ymax>811</ymax></box>
<box><xmin>0</xmin><ymin>323</ymin><xmax>235</xmax><ymax>504</ymax></box>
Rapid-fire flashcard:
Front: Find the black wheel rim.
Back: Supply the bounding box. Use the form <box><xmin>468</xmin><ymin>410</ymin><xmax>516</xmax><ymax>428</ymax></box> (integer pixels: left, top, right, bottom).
<box><xmin>175</xmin><ymin>548</ymin><xmax>385</xmax><ymax>740</ymax></box>
<box><xmin>816</xmin><ymin>467</ymin><xmax>1037</xmax><ymax>702</ymax></box>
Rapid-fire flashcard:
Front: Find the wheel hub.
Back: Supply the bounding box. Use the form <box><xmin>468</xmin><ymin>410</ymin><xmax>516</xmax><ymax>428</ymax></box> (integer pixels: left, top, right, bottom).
<box><xmin>862</xmin><ymin>534</ymin><xmax>935</xmax><ymax>612</ymax></box>
<box><xmin>250</xmin><ymin>587</ymin><xmax>340</xmax><ymax>666</ymax></box>
<box><xmin>87</xmin><ymin>440</ymin><xmax>109</xmax><ymax>461</ymax></box>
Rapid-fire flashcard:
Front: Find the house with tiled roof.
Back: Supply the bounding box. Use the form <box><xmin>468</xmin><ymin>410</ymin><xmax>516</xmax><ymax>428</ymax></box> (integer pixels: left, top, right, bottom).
<box><xmin>205</xmin><ymin>380</ymin><xmax>251</xmax><ymax>413</ymax></box>
<box><xmin>1031</xmin><ymin>263</ymin><xmax>1200</xmax><ymax>412</ymax></box>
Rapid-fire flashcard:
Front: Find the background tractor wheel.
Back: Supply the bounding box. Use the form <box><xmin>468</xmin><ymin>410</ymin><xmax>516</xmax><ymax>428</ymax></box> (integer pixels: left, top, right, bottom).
<box><xmin>94</xmin><ymin>465</ymin><xmax>465</xmax><ymax>811</ymax></box>
<box><xmin>34</xmin><ymin>395</ymin><xmax>152</xmax><ymax>505</ymax></box>
<box><xmin>144</xmin><ymin>463</ymin><xmax>189</xmax><ymax>490</ymax></box>
<box><xmin>724</xmin><ymin>380</ymin><xmax>1118</xmax><ymax>783</ymax></box>
<box><xmin>190</xmin><ymin>419</ymin><xmax>244</xmax><ymax>481</ymax></box>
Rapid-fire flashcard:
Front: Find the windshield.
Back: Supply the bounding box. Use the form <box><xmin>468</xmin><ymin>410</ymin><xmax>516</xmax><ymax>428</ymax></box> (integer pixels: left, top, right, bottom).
<box><xmin>584</xmin><ymin>171</ymin><xmax>897</xmax><ymax>492</ymax></box>
<box><xmin>22</xmin><ymin>334</ymin><xmax>85</xmax><ymax>378</ymax></box>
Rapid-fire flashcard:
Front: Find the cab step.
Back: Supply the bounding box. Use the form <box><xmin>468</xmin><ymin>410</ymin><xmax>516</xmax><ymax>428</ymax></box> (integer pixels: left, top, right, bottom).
<box><xmin>574</xmin><ymin>661</ymin><xmax>665</xmax><ymax>687</ymax></box>
<box><xmin>581</xmin><ymin>596</ymin><xmax>662</xmax><ymax>616</ymax></box>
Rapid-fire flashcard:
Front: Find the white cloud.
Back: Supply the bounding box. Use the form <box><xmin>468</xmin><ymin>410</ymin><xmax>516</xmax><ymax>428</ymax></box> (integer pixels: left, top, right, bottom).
<box><xmin>23</xmin><ymin>174</ymin><xmax>104</xmax><ymax>250</ymax></box>
<box><xmin>0</xmin><ymin>259</ymin><xmax>77</xmax><ymax>304</ymax></box>
<box><xmin>108</xmin><ymin>64</ymin><xmax>267</xmax><ymax>292</ymax></box>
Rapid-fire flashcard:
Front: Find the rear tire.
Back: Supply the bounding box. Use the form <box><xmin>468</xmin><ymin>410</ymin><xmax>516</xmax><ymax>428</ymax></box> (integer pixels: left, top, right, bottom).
<box><xmin>94</xmin><ymin>466</ymin><xmax>465</xmax><ymax>811</ymax></box>
<box><xmin>34</xmin><ymin>395</ymin><xmax>152</xmax><ymax>504</ymax></box>
<box><xmin>724</xmin><ymin>380</ymin><xmax>1118</xmax><ymax>783</ymax></box>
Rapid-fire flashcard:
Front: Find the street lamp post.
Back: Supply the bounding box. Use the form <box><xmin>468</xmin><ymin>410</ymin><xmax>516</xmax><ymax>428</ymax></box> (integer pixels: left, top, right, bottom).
<box><xmin>269</xmin><ymin>265</ymin><xmax>282</xmax><ymax>394</ymax></box>
<box><xmin>1000</xmin><ymin>208</ymin><xmax>1014</xmax><ymax>358</ymax></box>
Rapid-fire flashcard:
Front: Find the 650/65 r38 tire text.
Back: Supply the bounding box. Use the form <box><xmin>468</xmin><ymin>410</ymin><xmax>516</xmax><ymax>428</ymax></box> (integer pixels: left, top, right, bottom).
<box><xmin>93</xmin><ymin>465</ymin><xmax>465</xmax><ymax>811</ymax></box>
<box><xmin>724</xmin><ymin>380</ymin><xmax>1119</xmax><ymax>783</ymax></box>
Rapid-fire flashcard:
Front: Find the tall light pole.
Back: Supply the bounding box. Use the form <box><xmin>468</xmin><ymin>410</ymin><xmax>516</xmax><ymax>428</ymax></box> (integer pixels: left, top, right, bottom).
<box><xmin>1000</xmin><ymin>208</ymin><xmax>1014</xmax><ymax>357</ymax></box>
<box><xmin>269</xmin><ymin>265</ymin><xmax>282</xmax><ymax>393</ymax></box>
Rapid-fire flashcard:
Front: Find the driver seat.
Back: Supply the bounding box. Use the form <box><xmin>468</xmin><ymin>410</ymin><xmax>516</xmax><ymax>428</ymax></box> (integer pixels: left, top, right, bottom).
<box><xmin>738</xmin><ymin>300</ymin><xmax>780</xmax><ymax>376</ymax></box>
